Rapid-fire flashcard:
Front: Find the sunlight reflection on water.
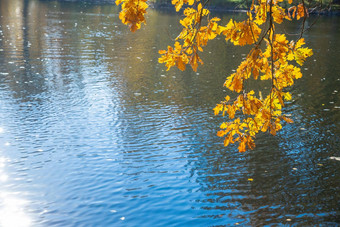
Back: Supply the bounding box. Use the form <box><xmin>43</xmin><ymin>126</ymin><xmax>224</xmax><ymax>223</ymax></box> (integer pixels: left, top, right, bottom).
<box><xmin>0</xmin><ymin>157</ymin><xmax>32</xmax><ymax>227</ymax></box>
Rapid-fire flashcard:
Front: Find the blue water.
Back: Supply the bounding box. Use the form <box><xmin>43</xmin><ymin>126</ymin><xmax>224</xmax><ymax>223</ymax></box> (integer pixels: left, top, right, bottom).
<box><xmin>0</xmin><ymin>0</ymin><xmax>339</xmax><ymax>226</ymax></box>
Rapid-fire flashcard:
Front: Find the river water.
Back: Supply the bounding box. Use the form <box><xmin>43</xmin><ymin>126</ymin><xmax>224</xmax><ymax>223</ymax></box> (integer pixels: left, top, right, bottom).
<box><xmin>0</xmin><ymin>0</ymin><xmax>339</xmax><ymax>226</ymax></box>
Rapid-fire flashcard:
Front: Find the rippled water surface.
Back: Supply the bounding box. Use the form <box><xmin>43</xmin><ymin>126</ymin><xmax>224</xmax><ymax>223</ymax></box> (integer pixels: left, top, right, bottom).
<box><xmin>0</xmin><ymin>0</ymin><xmax>339</xmax><ymax>226</ymax></box>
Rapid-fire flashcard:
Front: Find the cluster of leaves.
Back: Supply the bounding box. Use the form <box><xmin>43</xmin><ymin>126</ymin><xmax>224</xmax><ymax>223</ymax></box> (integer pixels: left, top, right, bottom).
<box><xmin>117</xmin><ymin>0</ymin><xmax>313</xmax><ymax>152</ymax></box>
<box><xmin>115</xmin><ymin>0</ymin><xmax>148</xmax><ymax>32</ymax></box>
<box><xmin>159</xmin><ymin>2</ymin><xmax>220</xmax><ymax>71</ymax></box>
<box><xmin>215</xmin><ymin>0</ymin><xmax>312</xmax><ymax>152</ymax></box>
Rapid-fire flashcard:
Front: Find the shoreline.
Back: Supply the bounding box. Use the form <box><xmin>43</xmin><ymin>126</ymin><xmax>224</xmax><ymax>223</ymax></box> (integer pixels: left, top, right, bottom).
<box><xmin>55</xmin><ymin>0</ymin><xmax>340</xmax><ymax>15</ymax></box>
<box><xmin>149</xmin><ymin>2</ymin><xmax>340</xmax><ymax>15</ymax></box>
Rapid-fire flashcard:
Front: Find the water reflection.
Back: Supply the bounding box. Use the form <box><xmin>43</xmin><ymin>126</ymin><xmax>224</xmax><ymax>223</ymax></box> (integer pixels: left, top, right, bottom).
<box><xmin>0</xmin><ymin>155</ymin><xmax>32</xmax><ymax>227</ymax></box>
<box><xmin>0</xmin><ymin>0</ymin><xmax>339</xmax><ymax>226</ymax></box>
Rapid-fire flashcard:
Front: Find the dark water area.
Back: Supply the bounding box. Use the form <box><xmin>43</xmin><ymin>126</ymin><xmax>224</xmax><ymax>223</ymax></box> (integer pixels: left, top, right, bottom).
<box><xmin>0</xmin><ymin>0</ymin><xmax>339</xmax><ymax>226</ymax></box>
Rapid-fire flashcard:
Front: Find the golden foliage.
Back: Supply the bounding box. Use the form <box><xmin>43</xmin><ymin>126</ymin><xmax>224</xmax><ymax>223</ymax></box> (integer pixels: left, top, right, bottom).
<box><xmin>116</xmin><ymin>0</ymin><xmax>148</xmax><ymax>32</ymax></box>
<box><xmin>158</xmin><ymin>4</ymin><xmax>219</xmax><ymax>71</ymax></box>
<box><xmin>117</xmin><ymin>0</ymin><xmax>313</xmax><ymax>152</ymax></box>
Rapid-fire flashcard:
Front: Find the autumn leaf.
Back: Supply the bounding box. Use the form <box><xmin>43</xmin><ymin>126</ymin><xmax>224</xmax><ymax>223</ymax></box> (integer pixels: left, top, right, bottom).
<box><xmin>176</xmin><ymin>58</ymin><xmax>186</xmax><ymax>71</ymax></box>
<box><xmin>297</xmin><ymin>3</ymin><xmax>306</xmax><ymax>20</ymax></box>
<box><xmin>238</xmin><ymin>142</ymin><xmax>246</xmax><ymax>152</ymax></box>
<box><xmin>282</xmin><ymin>116</ymin><xmax>294</xmax><ymax>123</ymax></box>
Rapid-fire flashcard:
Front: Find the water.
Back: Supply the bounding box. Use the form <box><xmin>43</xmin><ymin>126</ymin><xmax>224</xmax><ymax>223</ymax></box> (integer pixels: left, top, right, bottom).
<box><xmin>0</xmin><ymin>0</ymin><xmax>339</xmax><ymax>226</ymax></box>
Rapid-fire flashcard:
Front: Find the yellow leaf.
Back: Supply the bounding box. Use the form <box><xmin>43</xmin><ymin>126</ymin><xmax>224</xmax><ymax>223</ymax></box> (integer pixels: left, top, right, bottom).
<box><xmin>297</xmin><ymin>3</ymin><xmax>306</xmax><ymax>20</ymax></box>
<box><xmin>213</xmin><ymin>104</ymin><xmax>223</xmax><ymax>115</ymax></box>
<box><xmin>115</xmin><ymin>0</ymin><xmax>123</xmax><ymax>5</ymax></box>
<box><xmin>175</xmin><ymin>2</ymin><xmax>183</xmax><ymax>11</ymax></box>
<box><xmin>284</xmin><ymin>92</ymin><xmax>292</xmax><ymax>101</ymax></box>
<box><xmin>223</xmin><ymin>136</ymin><xmax>230</xmax><ymax>146</ymax></box>
<box><xmin>248</xmin><ymin>178</ymin><xmax>254</xmax><ymax>181</ymax></box>
<box><xmin>220</xmin><ymin>122</ymin><xmax>228</xmax><ymax>129</ymax></box>
<box><xmin>225</xmin><ymin>95</ymin><xmax>230</xmax><ymax>102</ymax></box>
<box><xmin>176</xmin><ymin>58</ymin><xmax>186</xmax><ymax>71</ymax></box>
<box><xmin>282</xmin><ymin>116</ymin><xmax>294</xmax><ymax>123</ymax></box>
<box><xmin>197</xmin><ymin>3</ymin><xmax>203</xmax><ymax>12</ymax></box>
<box><xmin>254</xmin><ymin>3</ymin><xmax>267</xmax><ymax>25</ymax></box>
<box><xmin>272</xmin><ymin>5</ymin><xmax>286</xmax><ymax>24</ymax></box>
<box><xmin>295</xmin><ymin>38</ymin><xmax>305</xmax><ymax>49</ymax></box>
<box><xmin>217</xmin><ymin>130</ymin><xmax>226</xmax><ymax>137</ymax></box>
<box><xmin>211</xmin><ymin>17</ymin><xmax>221</xmax><ymax>22</ymax></box>
<box><xmin>238</xmin><ymin>141</ymin><xmax>246</xmax><ymax>152</ymax></box>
